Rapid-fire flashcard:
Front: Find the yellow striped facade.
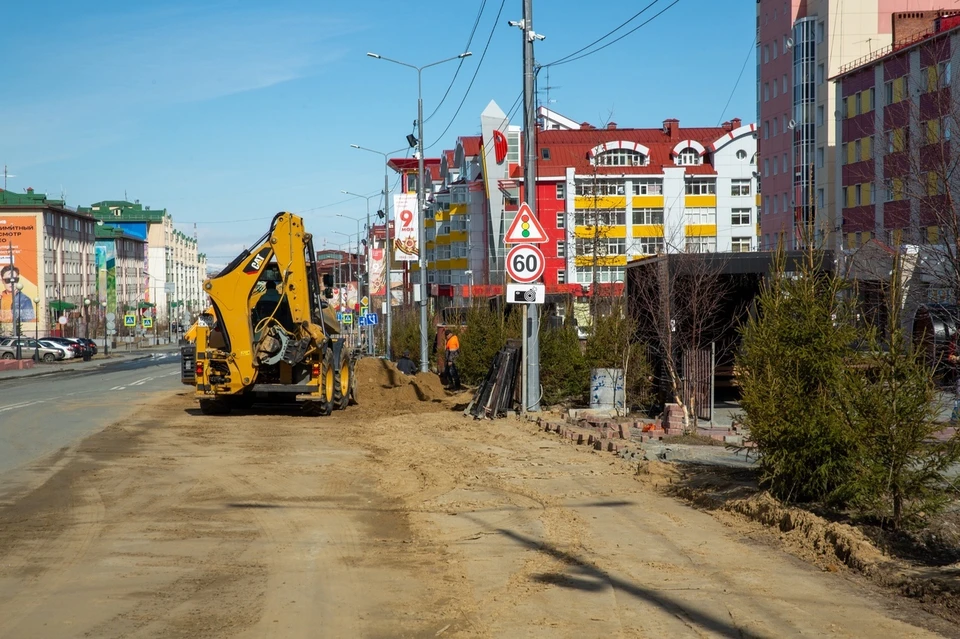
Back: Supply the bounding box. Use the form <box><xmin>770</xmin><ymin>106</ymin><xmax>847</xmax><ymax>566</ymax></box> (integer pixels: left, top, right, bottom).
<box><xmin>684</xmin><ymin>195</ymin><xmax>717</xmax><ymax>208</ymax></box>
<box><xmin>574</xmin><ymin>225</ymin><xmax>626</xmax><ymax>239</ymax></box>
<box><xmin>685</xmin><ymin>224</ymin><xmax>717</xmax><ymax>237</ymax></box>
<box><xmin>631</xmin><ymin>224</ymin><xmax>664</xmax><ymax>237</ymax></box>
<box><xmin>631</xmin><ymin>195</ymin><xmax>664</xmax><ymax>208</ymax></box>
<box><xmin>449</xmin><ymin>203</ymin><xmax>467</xmax><ymax>216</ymax></box>
<box><xmin>574</xmin><ymin>255</ymin><xmax>628</xmax><ymax>267</ymax></box>
<box><xmin>574</xmin><ymin>195</ymin><xmax>627</xmax><ymax>209</ymax></box>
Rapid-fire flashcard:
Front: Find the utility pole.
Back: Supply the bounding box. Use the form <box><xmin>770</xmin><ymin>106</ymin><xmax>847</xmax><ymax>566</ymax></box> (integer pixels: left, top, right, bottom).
<box><xmin>512</xmin><ymin>0</ymin><xmax>544</xmax><ymax>412</ymax></box>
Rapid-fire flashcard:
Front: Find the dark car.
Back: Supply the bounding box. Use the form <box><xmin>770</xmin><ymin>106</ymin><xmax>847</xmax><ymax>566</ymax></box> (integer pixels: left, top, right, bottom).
<box><xmin>77</xmin><ymin>338</ymin><xmax>98</xmax><ymax>355</ymax></box>
<box><xmin>43</xmin><ymin>337</ymin><xmax>85</xmax><ymax>358</ymax></box>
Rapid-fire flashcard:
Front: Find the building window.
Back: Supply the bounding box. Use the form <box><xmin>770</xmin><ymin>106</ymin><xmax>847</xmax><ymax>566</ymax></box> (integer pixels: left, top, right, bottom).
<box><xmin>556</xmin><ymin>212</ymin><xmax>565</xmax><ymax>229</ymax></box>
<box><xmin>557</xmin><ymin>240</ymin><xmax>566</xmax><ymax>258</ymax></box>
<box><xmin>773</xmin><ymin>81</ymin><xmax>778</xmax><ymax>98</ymax></box>
<box><xmin>855</xmin><ymin>92</ymin><xmax>862</xmax><ymax>114</ymax></box>
<box><xmin>737</xmin><ymin>149</ymin><xmax>747</xmax><ymax>160</ymax></box>
<box><xmin>636</xmin><ymin>237</ymin><xmax>664</xmax><ymax>255</ymax></box>
<box><xmin>763</xmin><ymin>44</ymin><xmax>769</xmax><ymax>63</ymax></box>
<box><xmin>731</xmin><ymin>179</ymin><xmax>751</xmax><ymax>196</ymax></box>
<box><xmin>817</xmin><ymin>188</ymin><xmax>824</xmax><ymax>209</ymax></box>
<box><xmin>773</xmin><ymin>40</ymin><xmax>778</xmax><ymax>59</ymax></box>
<box><xmin>684</xmin><ymin>207</ymin><xmax>716</xmax><ymax>224</ymax></box>
<box><xmin>731</xmin><ymin>209</ymin><xmax>751</xmax><ymax>225</ymax></box>
<box><xmin>817</xmin><ymin>21</ymin><xmax>824</xmax><ymax>43</ymax></box>
<box><xmin>632</xmin><ymin>207</ymin><xmax>664</xmax><ymax>225</ymax></box>
<box><xmin>632</xmin><ymin>178</ymin><xmax>663</xmax><ymax>195</ymax></box>
<box><xmin>556</xmin><ymin>183</ymin><xmax>565</xmax><ymax>199</ymax></box>
<box><xmin>764</xmin><ymin>158</ymin><xmax>770</xmax><ymax>177</ymax></box>
<box><xmin>764</xmin><ymin>83</ymin><xmax>769</xmax><ymax>102</ymax></box>
<box><xmin>731</xmin><ymin>237</ymin><xmax>752</xmax><ymax>253</ymax></box>
<box><xmin>685</xmin><ymin>179</ymin><xmax>716</xmax><ymax>195</ymax></box>
<box><xmin>817</xmin><ymin>64</ymin><xmax>824</xmax><ymax>85</ymax></box>
<box><xmin>763</xmin><ymin>121</ymin><xmax>769</xmax><ymax>139</ymax></box>
<box><xmin>676</xmin><ymin>148</ymin><xmax>701</xmax><ymax>165</ymax></box>
<box><xmin>782</xmin><ymin>75</ymin><xmax>787</xmax><ymax>94</ymax></box>
<box><xmin>816</xmin><ymin>105</ymin><xmax>824</xmax><ymax>126</ymax></box>
<box><xmin>557</xmin><ymin>270</ymin><xmax>566</xmax><ymax>285</ymax></box>
<box><xmin>685</xmin><ymin>237</ymin><xmax>717</xmax><ymax>253</ymax></box>
<box><xmin>772</xmin><ymin>119</ymin><xmax>779</xmax><ymax>136</ymax></box>
<box><xmin>595</xmin><ymin>149</ymin><xmax>646</xmax><ymax>166</ymax></box>
<box><xmin>816</xmin><ymin>146</ymin><xmax>824</xmax><ymax>168</ymax></box>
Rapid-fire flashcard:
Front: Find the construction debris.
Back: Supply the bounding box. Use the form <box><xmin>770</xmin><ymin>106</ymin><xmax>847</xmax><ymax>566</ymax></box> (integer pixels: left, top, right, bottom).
<box><xmin>466</xmin><ymin>342</ymin><xmax>521</xmax><ymax>419</ymax></box>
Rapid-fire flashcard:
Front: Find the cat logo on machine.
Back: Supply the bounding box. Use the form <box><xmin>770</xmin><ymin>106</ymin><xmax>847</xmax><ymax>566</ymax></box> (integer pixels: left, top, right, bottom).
<box><xmin>244</xmin><ymin>247</ymin><xmax>272</xmax><ymax>275</ymax></box>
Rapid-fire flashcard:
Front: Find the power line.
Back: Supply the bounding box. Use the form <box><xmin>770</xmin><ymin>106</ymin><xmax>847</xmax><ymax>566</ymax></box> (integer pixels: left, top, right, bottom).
<box><xmin>543</xmin><ymin>0</ymin><xmax>680</xmax><ymax>69</ymax></box>
<box><xmin>424</xmin><ymin>0</ymin><xmax>489</xmax><ymax>124</ymax></box>
<box><xmin>426</xmin><ymin>0</ymin><xmax>508</xmax><ymax>150</ymax></box>
<box><xmin>545</xmin><ymin>1</ymin><xmax>660</xmax><ymax>67</ymax></box>
<box><xmin>717</xmin><ymin>37</ymin><xmax>756</xmax><ymax>126</ymax></box>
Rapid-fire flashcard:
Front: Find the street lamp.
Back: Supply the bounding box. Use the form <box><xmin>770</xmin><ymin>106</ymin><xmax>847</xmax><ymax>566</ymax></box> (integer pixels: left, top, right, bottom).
<box><xmin>101</xmin><ymin>301</ymin><xmax>108</xmax><ymax>356</ymax></box>
<box><xmin>33</xmin><ymin>296</ymin><xmax>39</xmax><ymax>361</ymax></box>
<box><xmin>350</xmin><ymin>144</ymin><xmax>406</xmax><ymax>360</ymax></box>
<box><xmin>367</xmin><ymin>49</ymin><xmax>473</xmax><ymax>372</ymax></box>
<box><xmin>84</xmin><ymin>298</ymin><xmax>91</xmax><ymax>339</ymax></box>
<box><xmin>341</xmin><ymin>191</ymin><xmax>379</xmax><ymax>356</ymax></box>
<box><xmin>14</xmin><ymin>282</ymin><xmax>23</xmax><ymax>360</ymax></box>
<box><xmin>464</xmin><ymin>270</ymin><xmax>474</xmax><ymax>306</ymax></box>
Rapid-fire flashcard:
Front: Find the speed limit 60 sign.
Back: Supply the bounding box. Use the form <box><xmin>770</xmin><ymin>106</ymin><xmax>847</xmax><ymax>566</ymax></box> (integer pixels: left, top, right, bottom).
<box><xmin>506</xmin><ymin>244</ymin><xmax>545</xmax><ymax>283</ymax></box>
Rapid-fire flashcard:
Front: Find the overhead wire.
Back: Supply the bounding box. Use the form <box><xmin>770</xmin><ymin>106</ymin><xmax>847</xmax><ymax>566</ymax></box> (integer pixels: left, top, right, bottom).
<box><xmin>543</xmin><ymin>0</ymin><xmax>681</xmax><ymax>69</ymax></box>
<box><xmin>544</xmin><ymin>1</ymin><xmax>661</xmax><ymax>67</ymax></box>
<box><xmin>425</xmin><ymin>0</ymin><xmax>508</xmax><ymax>150</ymax></box>
<box><xmin>424</xmin><ymin>0</ymin><xmax>489</xmax><ymax>124</ymax></box>
<box><xmin>717</xmin><ymin>37</ymin><xmax>756</xmax><ymax>126</ymax></box>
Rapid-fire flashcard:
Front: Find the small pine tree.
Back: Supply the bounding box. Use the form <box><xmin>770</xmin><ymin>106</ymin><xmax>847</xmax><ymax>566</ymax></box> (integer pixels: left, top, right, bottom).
<box><xmin>839</xmin><ymin>260</ymin><xmax>960</xmax><ymax>530</ymax></box>
<box><xmin>539</xmin><ymin>322</ymin><xmax>588</xmax><ymax>406</ymax></box>
<box><xmin>737</xmin><ymin>250</ymin><xmax>859</xmax><ymax>503</ymax></box>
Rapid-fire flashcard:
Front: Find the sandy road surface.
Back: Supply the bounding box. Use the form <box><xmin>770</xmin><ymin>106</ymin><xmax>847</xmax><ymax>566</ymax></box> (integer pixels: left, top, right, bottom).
<box><xmin>0</xmin><ymin>380</ymin><xmax>954</xmax><ymax>638</ymax></box>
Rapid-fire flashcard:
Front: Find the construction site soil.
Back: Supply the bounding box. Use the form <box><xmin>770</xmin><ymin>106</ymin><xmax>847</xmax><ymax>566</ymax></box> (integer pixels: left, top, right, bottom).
<box><xmin>0</xmin><ymin>360</ymin><xmax>957</xmax><ymax>638</ymax></box>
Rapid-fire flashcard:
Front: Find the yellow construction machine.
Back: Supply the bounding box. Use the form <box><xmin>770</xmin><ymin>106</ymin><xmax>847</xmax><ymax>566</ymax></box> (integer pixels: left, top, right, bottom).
<box><xmin>183</xmin><ymin>212</ymin><xmax>356</xmax><ymax>415</ymax></box>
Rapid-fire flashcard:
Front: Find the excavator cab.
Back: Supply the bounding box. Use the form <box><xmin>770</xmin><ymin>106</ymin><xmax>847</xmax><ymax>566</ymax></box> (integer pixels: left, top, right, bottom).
<box><xmin>190</xmin><ymin>212</ymin><xmax>356</xmax><ymax>415</ymax></box>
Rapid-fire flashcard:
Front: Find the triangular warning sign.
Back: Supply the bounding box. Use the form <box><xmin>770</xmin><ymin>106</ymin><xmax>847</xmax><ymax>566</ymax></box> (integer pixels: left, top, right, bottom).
<box><xmin>504</xmin><ymin>202</ymin><xmax>548</xmax><ymax>244</ymax></box>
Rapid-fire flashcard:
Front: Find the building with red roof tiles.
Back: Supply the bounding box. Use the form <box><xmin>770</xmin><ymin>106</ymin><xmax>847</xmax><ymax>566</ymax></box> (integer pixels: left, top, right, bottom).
<box><xmin>533</xmin><ymin>109</ymin><xmax>758</xmax><ymax>291</ymax></box>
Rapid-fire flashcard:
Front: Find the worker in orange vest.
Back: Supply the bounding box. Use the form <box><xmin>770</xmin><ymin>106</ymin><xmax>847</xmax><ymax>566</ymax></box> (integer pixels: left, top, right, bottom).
<box><xmin>445</xmin><ymin>330</ymin><xmax>461</xmax><ymax>390</ymax></box>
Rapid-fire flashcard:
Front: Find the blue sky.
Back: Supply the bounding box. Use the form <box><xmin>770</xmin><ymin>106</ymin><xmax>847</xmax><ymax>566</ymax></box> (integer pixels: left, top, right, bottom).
<box><xmin>0</xmin><ymin>1</ymin><xmax>756</xmax><ymax>267</ymax></box>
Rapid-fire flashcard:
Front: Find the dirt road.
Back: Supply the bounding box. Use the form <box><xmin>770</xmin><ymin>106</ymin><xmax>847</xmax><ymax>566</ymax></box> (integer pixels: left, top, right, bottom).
<box><xmin>0</xmin><ymin>373</ymin><xmax>954</xmax><ymax>637</ymax></box>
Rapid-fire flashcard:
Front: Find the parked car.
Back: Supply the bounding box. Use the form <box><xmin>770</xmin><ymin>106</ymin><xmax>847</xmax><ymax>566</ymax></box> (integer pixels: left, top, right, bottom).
<box><xmin>0</xmin><ymin>338</ymin><xmax>66</xmax><ymax>362</ymax></box>
<box><xmin>42</xmin><ymin>337</ymin><xmax>85</xmax><ymax>358</ymax></box>
<box><xmin>77</xmin><ymin>338</ymin><xmax>98</xmax><ymax>355</ymax></box>
<box><xmin>46</xmin><ymin>336</ymin><xmax>92</xmax><ymax>358</ymax></box>
<box><xmin>38</xmin><ymin>339</ymin><xmax>75</xmax><ymax>359</ymax></box>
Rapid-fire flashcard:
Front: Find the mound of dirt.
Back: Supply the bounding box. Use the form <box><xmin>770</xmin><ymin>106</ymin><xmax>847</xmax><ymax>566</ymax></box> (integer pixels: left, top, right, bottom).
<box><xmin>354</xmin><ymin>357</ymin><xmax>448</xmax><ymax>415</ymax></box>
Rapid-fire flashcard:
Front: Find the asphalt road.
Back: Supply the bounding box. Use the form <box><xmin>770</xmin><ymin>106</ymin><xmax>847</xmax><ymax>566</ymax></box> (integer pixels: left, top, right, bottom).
<box><xmin>0</xmin><ymin>351</ymin><xmax>182</xmax><ymax>476</ymax></box>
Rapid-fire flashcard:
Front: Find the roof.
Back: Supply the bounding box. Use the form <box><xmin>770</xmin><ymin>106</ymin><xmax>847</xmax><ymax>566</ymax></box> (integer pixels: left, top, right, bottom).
<box><xmin>832</xmin><ymin>14</ymin><xmax>960</xmax><ymax>80</ymax></box>
<box><xmin>0</xmin><ymin>188</ymin><xmax>74</xmax><ymax>211</ymax></box>
<box><xmin>535</xmin><ymin>124</ymin><xmax>741</xmax><ymax>177</ymax></box>
<box><xmin>95</xmin><ymin>225</ymin><xmax>146</xmax><ymax>242</ymax></box>
<box><xmin>459</xmin><ymin>135</ymin><xmax>482</xmax><ymax>157</ymax></box>
<box><xmin>387</xmin><ymin>158</ymin><xmax>441</xmax><ymax>173</ymax></box>
<box><xmin>78</xmin><ymin>200</ymin><xmax>167</xmax><ymax>223</ymax></box>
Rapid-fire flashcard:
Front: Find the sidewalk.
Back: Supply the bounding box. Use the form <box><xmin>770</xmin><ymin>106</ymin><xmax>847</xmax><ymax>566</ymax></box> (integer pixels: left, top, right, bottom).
<box><xmin>0</xmin><ymin>343</ymin><xmax>180</xmax><ymax>381</ymax></box>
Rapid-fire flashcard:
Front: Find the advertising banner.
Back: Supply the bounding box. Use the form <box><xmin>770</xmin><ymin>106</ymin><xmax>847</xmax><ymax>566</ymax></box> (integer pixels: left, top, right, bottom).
<box><xmin>0</xmin><ymin>215</ymin><xmax>39</xmax><ymax>325</ymax></box>
<box><xmin>370</xmin><ymin>248</ymin><xmax>386</xmax><ymax>296</ymax></box>
<box><xmin>393</xmin><ymin>193</ymin><xmax>419</xmax><ymax>262</ymax></box>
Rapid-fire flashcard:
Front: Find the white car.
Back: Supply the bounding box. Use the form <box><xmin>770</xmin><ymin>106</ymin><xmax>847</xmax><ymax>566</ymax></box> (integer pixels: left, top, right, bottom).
<box><xmin>38</xmin><ymin>339</ymin><xmax>75</xmax><ymax>359</ymax></box>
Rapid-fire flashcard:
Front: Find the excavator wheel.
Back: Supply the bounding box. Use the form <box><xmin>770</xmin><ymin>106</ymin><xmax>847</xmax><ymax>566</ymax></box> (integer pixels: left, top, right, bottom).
<box><xmin>332</xmin><ymin>340</ymin><xmax>350</xmax><ymax>410</ymax></box>
<box><xmin>199</xmin><ymin>398</ymin><xmax>232</xmax><ymax>415</ymax></box>
<box><xmin>337</xmin><ymin>356</ymin><xmax>355</xmax><ymax>411</ymax></box>
<box><xmin>319</xmin><ymin>348</ymin><xmax>336</xmax><ymax>416</ymax></box>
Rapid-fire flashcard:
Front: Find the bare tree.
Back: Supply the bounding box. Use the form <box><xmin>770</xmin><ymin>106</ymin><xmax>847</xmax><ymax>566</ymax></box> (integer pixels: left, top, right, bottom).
<box><xmin>628</xmin><ymin>248</ymin><xmax>733</xmax><ymax>431</ymax></box>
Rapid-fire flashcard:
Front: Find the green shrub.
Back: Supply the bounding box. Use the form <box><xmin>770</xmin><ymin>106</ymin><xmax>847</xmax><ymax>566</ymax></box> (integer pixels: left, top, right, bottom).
<box><xmin>540</xmin><ymin>323</ymin><xmax>588</xmax><ymax>406</ymax></box>
<box><xmin>736</xmin><ymin>252</ymin><xmax>858</xmax><ymax>503</ymax></box>
<box><xmin>389</xmin><ymin>306</ymin><xmax>428</xmax><ymax>364</ymax></box>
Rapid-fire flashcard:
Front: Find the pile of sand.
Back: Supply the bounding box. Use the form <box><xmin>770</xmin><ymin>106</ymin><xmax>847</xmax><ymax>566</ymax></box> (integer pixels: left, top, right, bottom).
<box><xmin>354</xmin><ymin>358</ymin><xmax>448</xmax><ymax>415</ymax></box>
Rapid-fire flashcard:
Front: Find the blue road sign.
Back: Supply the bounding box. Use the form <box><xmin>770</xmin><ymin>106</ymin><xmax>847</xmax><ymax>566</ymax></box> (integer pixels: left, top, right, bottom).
<box><xmin>366</xmin><ymin>313</ymin><xmax>379</xmax><ymax>325</ymax></box>
<box><xmin>336</xmin><ymin>311</ymin><xmax>343</xmax><ymax>322</ymax></box>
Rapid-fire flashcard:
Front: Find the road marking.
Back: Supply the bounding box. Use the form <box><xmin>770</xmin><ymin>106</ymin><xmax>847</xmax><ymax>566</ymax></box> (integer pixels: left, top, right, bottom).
<box><xmin>130</xmin><ymin>377</ymin><xmax>154</xmax><ymax>386</ymax></box>
<box><xmin>0</xmin><ymin>400</ymin><xmax>47</xmax><ymax>413</ymax></box>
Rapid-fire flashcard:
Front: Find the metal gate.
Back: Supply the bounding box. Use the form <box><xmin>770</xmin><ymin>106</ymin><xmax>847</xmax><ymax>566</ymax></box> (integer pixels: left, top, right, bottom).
<box><xmin>681</xmin><ymin>342</ymin><xmax>714</xmax><ymax>423</ymax></box>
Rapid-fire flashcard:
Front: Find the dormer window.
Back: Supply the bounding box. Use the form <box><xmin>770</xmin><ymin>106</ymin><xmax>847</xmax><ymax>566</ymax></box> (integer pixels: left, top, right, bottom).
<box><xmin>676</xmin><ymin>148</ymin><xmax>701</xmax><ymax>166</ymax></box>
<box><xmin>595</xmin><ymin>149</ymin><xmax>646</xmax><ymax>167</ymax></box>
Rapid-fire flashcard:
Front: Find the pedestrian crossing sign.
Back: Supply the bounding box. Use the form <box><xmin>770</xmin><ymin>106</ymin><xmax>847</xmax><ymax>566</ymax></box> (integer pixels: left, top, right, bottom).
<box><xmin>124</xmin><ymin>314</ymin><xmax>136</xmax><ymax>327</ymax></box>
<box><xmin>142</xmin><ymin>318</ymin><xmax>153</xmax><ymax>328</ymax></box>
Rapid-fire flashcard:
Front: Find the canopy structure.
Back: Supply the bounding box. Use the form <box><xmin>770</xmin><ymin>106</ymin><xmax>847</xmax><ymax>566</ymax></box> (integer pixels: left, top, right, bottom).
<box><xmin>47</xmin><ymin>300</ymin><xmax>77</xmax><ymax>311</ymax></box>
<box><xmin>138</xmin><ymin>301</ymin><xmax>156</xmax><ymax>309</ymax></box>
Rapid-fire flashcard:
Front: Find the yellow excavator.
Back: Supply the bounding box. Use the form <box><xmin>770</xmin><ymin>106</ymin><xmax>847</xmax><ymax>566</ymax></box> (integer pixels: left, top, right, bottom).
<box><xmin>183</xmin><ymin>212</ymin><xmax>356</xmax><ymax>415</ymax></box>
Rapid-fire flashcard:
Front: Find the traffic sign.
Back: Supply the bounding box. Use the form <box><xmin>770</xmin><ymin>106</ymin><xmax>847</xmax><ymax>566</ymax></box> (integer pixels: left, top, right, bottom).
<box><xmin>506</xmin><ymin>244</ymin><xmax>545</xmax><ymax>284</ymax></box>
<box><xmin>341</xmin><ymin>312</ymin><xmax>354</xmax><ymax>325</ymax></box>
<box><xmin>504</xmin><ymin>202</ymin><xmax>548</xmax><ymax>244</ymax></box>
<box><xmin>142</xmin><ymin>318</ymin><xmax>153</xmax><ymax>329</ymax></box>
<box><xmin>106</xmin><ymin>312</ymin><xmax>116</xmax><ymax>321</ymax></box>
<box><xmin>507</xmin><ymin>283</ymin><xmax>545</xmax><ymax>305</ymax></box>
<box><xmin>358</xmin><ymin>313</ymin><xmax>379</xmax><ymax>327</ymax></box>
<box><xmin>124</xmin><ymin>314</ymin><xmax>136</xmax><ymax>327</ymax></box>
<box><xmin>360</xmin><ymin>296</ymin><xmax>369</xmax><ymax>307</ymax></box>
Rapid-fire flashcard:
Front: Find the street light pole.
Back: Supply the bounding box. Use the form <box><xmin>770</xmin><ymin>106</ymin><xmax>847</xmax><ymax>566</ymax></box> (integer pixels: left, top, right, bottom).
<box><xmin>33</xmin><ymin>296</ymin><xmax>39</xmax><ymax>361</ymax></box>
<box><xmin>14</xmin><ymin>282</ymin><xmax>23</xmax><ymax>360</ymax></box>
<box><xmin>342</xmin><ymin>191</ymin><xmax>378</xmax><ymax>356</ymax></box>
<box><xmin>101</xmin><ymin>301</ymin><xmax>108</xmax><ymax>356</ymax></box>
<box><xmin>351</xmin><ymin>144</ymin><xmax>407</xmax><ymax>360</ymax></box>
<box><xmin>367</xmin><ymin>50</ymin><xmax>473</xmax><ymax>373</ymax></box>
